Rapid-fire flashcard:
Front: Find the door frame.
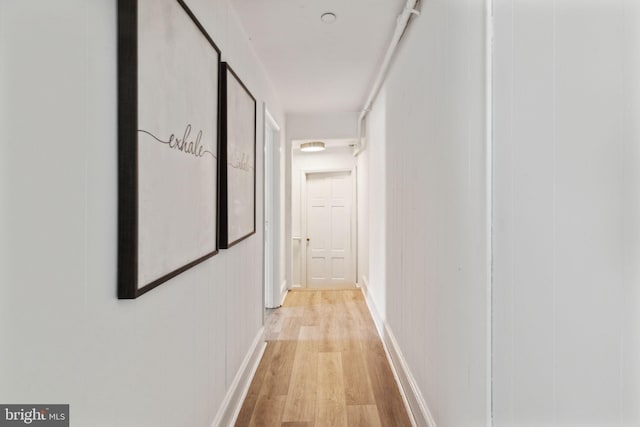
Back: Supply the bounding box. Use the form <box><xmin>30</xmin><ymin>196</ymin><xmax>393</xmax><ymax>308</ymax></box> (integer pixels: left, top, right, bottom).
<box><xmin>263</xmin><ymin>106</ymin><xmax>282</xmax><ymax>309</ymax></box>
<box><xmin>300</xmin><ymin>167</ymin><xmax>357</xmax><ymax>288</ymax></box>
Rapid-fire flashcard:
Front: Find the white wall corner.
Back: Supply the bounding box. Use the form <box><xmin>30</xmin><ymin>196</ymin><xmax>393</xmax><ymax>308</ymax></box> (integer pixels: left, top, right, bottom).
<box><xmin>211</xmin><ymin>328</ymin><xmax>266</xmax><ymax>427</ymax></box>
<box><xmin>360</xmin><ymin>282</ymin><xmax>437</xmax><ymax>427</ymax></box>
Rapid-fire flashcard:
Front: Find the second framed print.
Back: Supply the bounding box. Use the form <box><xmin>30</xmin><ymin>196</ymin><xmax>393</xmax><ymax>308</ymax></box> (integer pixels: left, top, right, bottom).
<box><xmin>218</xmin><ymin>63</ymin><xmax>257</xmax><ymax>248</ymax></box>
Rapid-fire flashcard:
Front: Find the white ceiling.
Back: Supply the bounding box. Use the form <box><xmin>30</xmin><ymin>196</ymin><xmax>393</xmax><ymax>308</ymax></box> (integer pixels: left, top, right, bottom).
<box><xmin>230</xmin><ymin>0</ymin><xmax>405</xmax><ymax>114</ymax></box>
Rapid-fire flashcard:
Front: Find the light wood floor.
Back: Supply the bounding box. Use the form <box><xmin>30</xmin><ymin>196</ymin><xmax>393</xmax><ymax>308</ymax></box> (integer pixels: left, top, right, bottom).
<box><xmin>235</xmin><ymin>288</ymin><xmax>413</xmax><ymax>427</ymax></box>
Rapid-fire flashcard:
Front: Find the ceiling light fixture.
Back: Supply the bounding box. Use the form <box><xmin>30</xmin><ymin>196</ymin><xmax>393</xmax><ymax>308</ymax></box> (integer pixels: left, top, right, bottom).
<box><xmin>300</xmin><ymin>141</ymin><xmax>326</xmax><ymax>152</ymax></box>
<box><xmin>321</xmin><ymin>12</ymin><xmax>337</xmax><ymax>24</ymax></box>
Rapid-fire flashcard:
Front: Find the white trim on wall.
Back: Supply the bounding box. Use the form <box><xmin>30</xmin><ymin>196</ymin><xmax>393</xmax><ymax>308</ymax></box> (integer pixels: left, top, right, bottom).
<box><xmin>264</xmin><ymin>106</ymin><xmax>281</xmax><ymax>309</ymax></box>
<box><xmin>292</xmin><ymin>236</ymin><xmax>303</xmax><ymax>287</ymax></box>
<box><xmin>300</xmin><ymin>170</ymin><xmax>307</xmax><ymax>287</ymax></box>
<box><xmin>360</xmin><ymin>278</ymin><xmax>436</xmax><ymax>427</ymax></box>
<box><xmin>485</xmin><ymin>0</ymin><xmax>494</xmax><ymax>425</ymax></box>
<box><xmin>278</xmin><ymin>279</ymin><xmax>288</xmax><ymax>306</ymax></box>
<box><xmin>211</xmin><ymin>328</ymin><xmax>266</xmax><ymax>427</ymax></box>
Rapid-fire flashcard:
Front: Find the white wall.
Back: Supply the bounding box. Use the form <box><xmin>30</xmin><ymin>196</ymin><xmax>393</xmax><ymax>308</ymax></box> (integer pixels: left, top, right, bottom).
<box><xmin>291</xmin><ymin>147</ymin><xmax>357</xmax><ymax>286</ymax></box>
<box><xmin>364</xmin><ymin>0</ymin><xmax>489</xmax><ymax>425</ymax></box>
<box><xmin>0</xmin><ymin>1</ymin><xmax>284</xmax><ymax>426</ymax></box>
<box><xmin>492</xmin><ymin>1</ymin><xmax>640</xmax><ymax>425</ymax></box>
<box><xmin>286</xmin><ymin>112</ymin><xmax>359</xmax><ymax>141</ymax></box>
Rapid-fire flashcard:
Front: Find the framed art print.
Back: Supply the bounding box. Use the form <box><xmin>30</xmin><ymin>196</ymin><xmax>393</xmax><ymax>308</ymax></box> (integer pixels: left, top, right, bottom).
<box><xmin>218</xmin><ymin>63</ymin><xmax>257</xmax><ymax>248</ymax></box>
<box><xmin>117</xmin><ymin>0</ymin><xmax>220</xmax><ymax>298</ymax></box>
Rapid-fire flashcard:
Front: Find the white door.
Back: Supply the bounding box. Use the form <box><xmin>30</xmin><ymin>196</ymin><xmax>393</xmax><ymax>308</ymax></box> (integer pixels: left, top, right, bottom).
<box><xmin>305</xmin><ymin>171</ymin><xmax>354</xmax><ymax>288</ymax></box>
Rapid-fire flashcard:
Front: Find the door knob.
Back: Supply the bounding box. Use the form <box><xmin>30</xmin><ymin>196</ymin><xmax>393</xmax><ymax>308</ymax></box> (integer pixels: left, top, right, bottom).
<box><xmin>306</xmin><ymin>237</ymin><xmax>310</xmax><ymax>243</ymax></box>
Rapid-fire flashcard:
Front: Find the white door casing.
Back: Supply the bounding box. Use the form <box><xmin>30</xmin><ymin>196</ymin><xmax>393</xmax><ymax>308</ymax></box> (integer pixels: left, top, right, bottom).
<box><xmin>302</xmin><ymin>170</ymin><xmax>355</xmax><ymax>288</ymax></box>
<box><xmin>263</xmin><ymin>107</ymin><xmax>282</xmax><ymax>308</ymax></box>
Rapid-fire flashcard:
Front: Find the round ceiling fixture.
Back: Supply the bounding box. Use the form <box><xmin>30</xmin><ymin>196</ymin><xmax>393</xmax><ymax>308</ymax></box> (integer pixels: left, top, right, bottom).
<box><xmin>300</xmin><ymin>141</ymin><xmax>326</xmax><ymax>152</ymax></box>
<box><xmin>321</xmin><ymin>12</ymin><xmax>337</xmax><ymax>24</ymax></box>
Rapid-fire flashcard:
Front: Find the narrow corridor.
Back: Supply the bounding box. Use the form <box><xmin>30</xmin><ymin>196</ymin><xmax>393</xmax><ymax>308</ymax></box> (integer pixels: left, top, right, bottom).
<box><xmin>235</xmin><ymin>289</ymin><xmax>412</xmax><ymax>426</ymax></box>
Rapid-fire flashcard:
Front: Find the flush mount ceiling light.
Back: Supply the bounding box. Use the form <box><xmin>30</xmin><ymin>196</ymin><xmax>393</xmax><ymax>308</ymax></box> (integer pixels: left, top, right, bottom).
<box><xmin>321</xmin><ymin>12</ymin><xmax>337</xmax><ymax>24</ymax></box>
<box><xmin>300</xmin><ymin>141</ymin><xmax>326</xmax><ymax>152</ymax></box>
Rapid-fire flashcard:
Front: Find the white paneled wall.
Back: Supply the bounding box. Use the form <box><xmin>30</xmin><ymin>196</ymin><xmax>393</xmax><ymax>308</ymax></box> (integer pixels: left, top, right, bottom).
<box><xmin>364</xmin><ymin>0</ymin><xmax>490</xmax><ymax>425</ymax></box>
<box><xmin>0</xmin><ymin>1</ymin><xmax>284</xmax><ymax>426</ymax></box>
<box><xmin>492</xmin><ymin>1</ymin><xmax>640</xmax><ymax>425</ymax></box>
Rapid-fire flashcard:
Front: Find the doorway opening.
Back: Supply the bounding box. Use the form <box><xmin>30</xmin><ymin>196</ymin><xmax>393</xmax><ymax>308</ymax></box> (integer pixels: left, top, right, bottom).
<box><xmin>291</xmin><ymin>139</ymin><xmax>358</xmax><ymax>289</ymax></box>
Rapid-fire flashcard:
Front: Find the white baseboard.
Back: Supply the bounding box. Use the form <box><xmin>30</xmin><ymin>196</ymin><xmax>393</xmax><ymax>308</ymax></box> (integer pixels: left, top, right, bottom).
<box><xmin>360</xmin><ymin>276</ymin><xmax>383</xmax><ymax>333</ymax></box>
<box><xmin>360</xmin><ymin>279</ymin><xmax>437</xmax><ymax>427</ymax></box>
<box><xmin>383</xmin><ymin>323</ymin><xmax>437</xmax><ymax>427</ymax></box>
<box><xmin>278</xmin><ymin>280</ymin><xmax>288</xmax><ymax>306</ymax></box>
<box><xmin>211</xmin><ymin>327</ymin><xmax>266</xmax><ymax>427</ymax></box>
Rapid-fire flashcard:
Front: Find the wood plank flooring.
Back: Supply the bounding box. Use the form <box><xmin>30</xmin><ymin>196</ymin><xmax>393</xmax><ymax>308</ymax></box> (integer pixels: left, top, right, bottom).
<box><xmin>235</xmin><ymin>289</ymin><xmax>412</xmax><ymax>427</ymax></box>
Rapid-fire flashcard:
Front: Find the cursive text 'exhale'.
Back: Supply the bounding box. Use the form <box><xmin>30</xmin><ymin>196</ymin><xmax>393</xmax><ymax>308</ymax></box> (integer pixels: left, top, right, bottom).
<box><xmin>138</xmin><ymin>124</ymin><xmax>216</xmax><ymax>159</ymax></box>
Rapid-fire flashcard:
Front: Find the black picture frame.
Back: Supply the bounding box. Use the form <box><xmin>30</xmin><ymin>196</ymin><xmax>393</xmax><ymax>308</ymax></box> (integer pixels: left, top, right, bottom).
<box><xmin>118</xmin><ymin>0</ymin><xmax>221</xmax><ymax>299</ymax></box>
<box><xmin>218</xmin><ymin>63</ymin><xmax>257</xmax><ymax>249</ymax></box>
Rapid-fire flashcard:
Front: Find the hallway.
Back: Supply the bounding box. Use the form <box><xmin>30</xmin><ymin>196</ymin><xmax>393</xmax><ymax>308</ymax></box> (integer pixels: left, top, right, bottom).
<box><xmin>2</xmin><ymin>1</ymin><xmax>640</xmax><ymax>426</ymax></box>
<box><xmin>236</xmin><ymin>289</ymin><xmax>412</xmax><ymax>426</ymax></box>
